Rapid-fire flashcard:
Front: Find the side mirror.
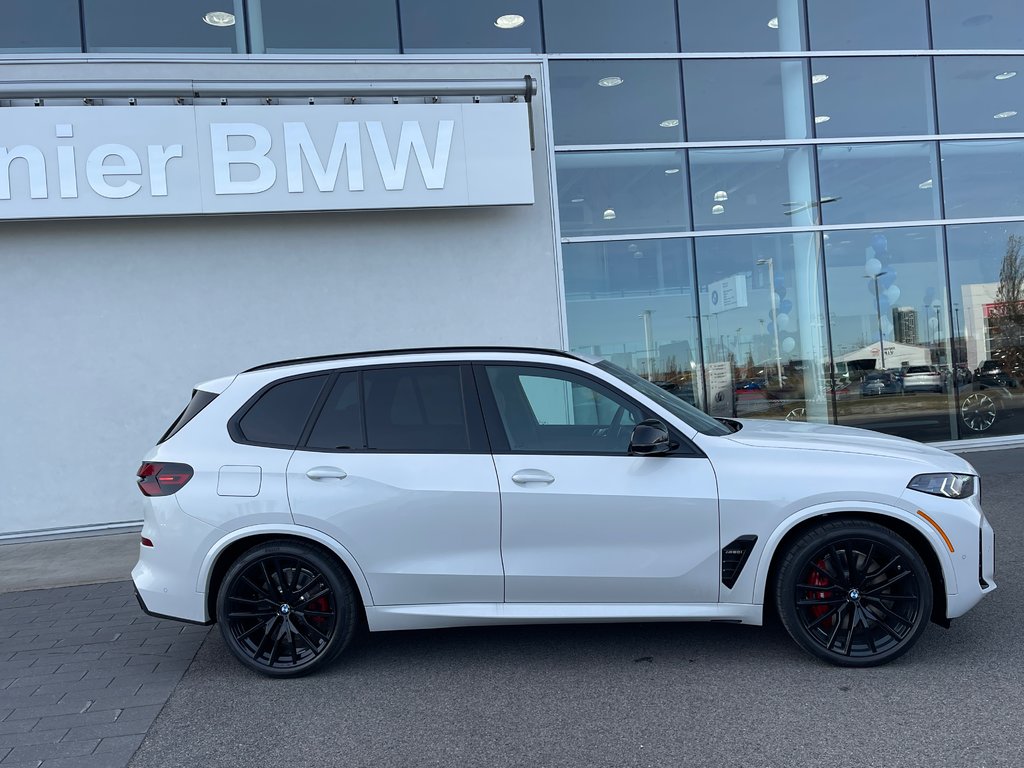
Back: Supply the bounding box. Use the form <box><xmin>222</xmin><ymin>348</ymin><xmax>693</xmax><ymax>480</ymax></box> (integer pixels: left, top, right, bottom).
<box><xmin>629</xmin><ymin>419</ymin><xmax>672</xmax><ymax>456</ymax></box>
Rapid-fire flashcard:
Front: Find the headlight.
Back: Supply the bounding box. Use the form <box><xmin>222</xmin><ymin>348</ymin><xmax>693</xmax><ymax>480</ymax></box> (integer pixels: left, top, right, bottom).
<box><xmin>907</xmin><ymin>473</ymin><xmax>976</xmax><ymax>499</ymax></box>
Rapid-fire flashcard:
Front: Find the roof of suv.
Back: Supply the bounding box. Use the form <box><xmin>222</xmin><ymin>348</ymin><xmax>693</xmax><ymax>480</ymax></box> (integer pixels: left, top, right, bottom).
<box><xmin>243</xmin><ymin>346</ymin><xmax>587</xmax><ymax>373</ymax></box>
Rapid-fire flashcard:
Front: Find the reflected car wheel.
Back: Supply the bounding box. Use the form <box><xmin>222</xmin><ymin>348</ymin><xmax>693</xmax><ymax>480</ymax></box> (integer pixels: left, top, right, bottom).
<box><xmin>785</xmin><ymin>407</ymin><xmax>806</xmax><ymax>422</ymax></box>
<box><xmin>216</xmin><ymin>542</ymin><xmax>357</xmax><ymax>678</ymax></box>
<box><xmin>775</xmin><ymin>520</ymin><xmax>932</xmax><ymax>667</ymax></box>
<box><xmin>960</xmin><ymin>392</ymin><xmax>998</xmax><ymax>433</ymax></box>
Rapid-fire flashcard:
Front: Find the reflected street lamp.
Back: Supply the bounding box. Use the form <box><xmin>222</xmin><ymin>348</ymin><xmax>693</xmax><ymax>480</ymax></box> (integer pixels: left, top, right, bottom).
<box><xmin>756</xmin><ymin>258</ymin><xmax>784</xmax><ymax>386</ymax></box>
<box><xmin>864</xmin><ymin>271</ymin><xmax>889</xmax><ymax>369</ymax></box>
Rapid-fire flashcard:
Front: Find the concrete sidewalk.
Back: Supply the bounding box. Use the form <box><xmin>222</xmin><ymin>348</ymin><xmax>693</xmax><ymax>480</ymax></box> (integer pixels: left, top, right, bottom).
<box><xmin>0</xmin><ymin>534</ymin><xmax>140</xmax><ymax>594</ymax></box>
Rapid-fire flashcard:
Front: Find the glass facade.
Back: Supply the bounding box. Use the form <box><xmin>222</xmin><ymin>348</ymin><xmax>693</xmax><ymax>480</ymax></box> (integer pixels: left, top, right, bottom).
<box><xmin>8</xmin><ymin>0</ymin><xmax>1024</xmax><ymax>443</ymax></box>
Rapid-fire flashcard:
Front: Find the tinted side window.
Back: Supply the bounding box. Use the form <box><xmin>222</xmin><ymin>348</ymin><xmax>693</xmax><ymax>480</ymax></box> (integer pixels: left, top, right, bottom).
<box><xmin>307</xmin><ymin>372</ymin><xmax>363</xmax><ymax>450</ymax></box>
<box><xmin>237</xmin><ymin>375</ymin><xmax>328</xmax><ymax>446</ymax></box>
<box><xmin>485</xmin><ymin>365</ymin><xmax>642</xmax><ymax>454</ymax></box>
<box><xmin>363</xmin><ymin>366</ymin><xmax>470</xmax><ymax>452</ymax></box>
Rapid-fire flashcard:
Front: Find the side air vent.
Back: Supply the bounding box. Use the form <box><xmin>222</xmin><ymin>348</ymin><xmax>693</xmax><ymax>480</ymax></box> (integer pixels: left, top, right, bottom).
<box><xmin>722</xmin><ymin>535</ymin><xmax>758</xmax><ymax>589</ymax></box>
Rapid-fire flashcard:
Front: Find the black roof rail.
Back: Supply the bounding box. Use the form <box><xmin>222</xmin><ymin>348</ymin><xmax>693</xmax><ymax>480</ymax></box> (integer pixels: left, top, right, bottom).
<box><xmin>242</xmin><ymin>346</ymin><xmax>582</xmax><ymax>373</ymax></box>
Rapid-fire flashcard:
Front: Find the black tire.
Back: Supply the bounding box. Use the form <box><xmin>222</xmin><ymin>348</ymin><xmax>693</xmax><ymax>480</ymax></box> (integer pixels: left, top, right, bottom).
<box><xmin>775</xmin><ymin>519</ymin><xmax>932</xmax><ymax>667</ymax></box>
<box><xmin>216</xmin><ymin>541</ymin><xmax>358</xmax><ymax>678</ymax></box>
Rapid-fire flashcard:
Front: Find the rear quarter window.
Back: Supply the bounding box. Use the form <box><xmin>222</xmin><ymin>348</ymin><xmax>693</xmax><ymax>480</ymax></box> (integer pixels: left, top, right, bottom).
<box><xmin>234</xmin><ymin>374</ymin><xmax>329</xmax><ymax>447</ymax></box>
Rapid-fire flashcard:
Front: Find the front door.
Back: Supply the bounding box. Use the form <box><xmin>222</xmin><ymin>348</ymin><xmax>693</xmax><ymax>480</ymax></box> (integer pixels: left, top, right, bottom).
<box><xmin>478</xmin><ymin>363</ymin><xmax>720</xmax><ymax>604</ymax></box>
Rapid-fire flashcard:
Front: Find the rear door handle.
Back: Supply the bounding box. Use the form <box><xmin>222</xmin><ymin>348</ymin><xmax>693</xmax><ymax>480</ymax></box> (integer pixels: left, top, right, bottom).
<box><xmin>511</xmin><ymin>469</ymin><xmax>555</xmax><ymax>485</ymax></box>
<box><xmin>306</xmin><ymin>467</ymin><xmax>347</xmax><ymax>481</ymax></box>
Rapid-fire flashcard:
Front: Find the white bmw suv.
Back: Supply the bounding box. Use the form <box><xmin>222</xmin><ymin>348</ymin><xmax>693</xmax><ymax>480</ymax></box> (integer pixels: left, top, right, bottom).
<box><xmin>132</xmin><ymin>347</ymin><xmax>996</xmax><ymax>676</ymax></box>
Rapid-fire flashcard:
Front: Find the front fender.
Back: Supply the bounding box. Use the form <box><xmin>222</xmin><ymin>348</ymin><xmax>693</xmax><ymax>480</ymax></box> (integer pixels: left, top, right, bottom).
<box><xmin>748</xmin><ymin>500</ymin><xmax>957</xmax><ymax>606</ymax></box>
<box><xmin>196</xmin><ymin>523</ymin><xmax>375</xmax><ymax>608</ymax></box>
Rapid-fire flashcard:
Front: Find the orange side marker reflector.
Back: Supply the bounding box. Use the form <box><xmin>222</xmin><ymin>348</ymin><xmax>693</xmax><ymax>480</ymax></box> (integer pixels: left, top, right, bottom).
<box><xmin>917</xmin><ymin>510</ymin><xmax>954</xmax><ymax>553</ymax></box>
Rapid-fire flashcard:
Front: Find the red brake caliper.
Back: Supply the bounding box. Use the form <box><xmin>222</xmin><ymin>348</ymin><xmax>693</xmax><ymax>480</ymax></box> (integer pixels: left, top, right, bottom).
<box><xmin>807</xmin><ymin>559</ymin><xmax>831</xmax><ymax>622</ymax></box>
<box><xmin>309</xmin><ymin>596</ymin><xmax>330</xmax><ymax>626</ymax></box>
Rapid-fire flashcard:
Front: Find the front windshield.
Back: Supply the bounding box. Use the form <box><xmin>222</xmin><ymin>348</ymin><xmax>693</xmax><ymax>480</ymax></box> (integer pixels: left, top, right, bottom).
<box><xmin>597</xmin><ymin>361</ymin><xmax>731</xmax><ymax>436</ymax></box>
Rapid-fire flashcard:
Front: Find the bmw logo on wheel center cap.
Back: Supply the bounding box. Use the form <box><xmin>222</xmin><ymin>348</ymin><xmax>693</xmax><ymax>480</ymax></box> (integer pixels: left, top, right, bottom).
<box><xmin>280</xmin><ymin>604</ymin><xmax>291</xmax><ymax>615</ymax></box>
<box><xmin>848</xmin><ymin>589</ymin><xmax>861</xmax><ymax>601</ymax></box>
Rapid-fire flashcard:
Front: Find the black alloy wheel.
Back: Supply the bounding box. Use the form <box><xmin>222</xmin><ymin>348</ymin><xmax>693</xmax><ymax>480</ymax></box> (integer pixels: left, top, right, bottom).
<box><xmin>216</xmin><ymin>542</ymin><xmax>357</xmax><ymax>677</ymax></box>
<box><xmin>776</xmin><ymin>520</ymin><xmax>933</xmax><ymax>667</ymax></box>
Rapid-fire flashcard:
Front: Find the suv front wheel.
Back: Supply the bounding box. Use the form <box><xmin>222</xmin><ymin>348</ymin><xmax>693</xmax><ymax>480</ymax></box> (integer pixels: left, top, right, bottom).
<box><xmin>775</xmin><ymin>520</ymin><xmax>933</xmax><ymax>667</ymax></box>
<box><xmin>216</xmin><ymin>541</ymin><xmax>358</xmax><ymax>677</ymax></box>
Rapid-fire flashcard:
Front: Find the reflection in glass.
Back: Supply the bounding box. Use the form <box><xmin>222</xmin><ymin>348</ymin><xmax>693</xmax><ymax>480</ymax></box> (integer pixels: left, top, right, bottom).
<box><xmin>563</xmin><ymin>239</ymin><xmax>702</xmax><ymax>407</ymax></box>
<box><xmin>930</xmin><ymin>0</ymin><xmax>1024</xmax><ymax>50</ymax></box>
<box><xmin>811</xmin><ymin>58</ymin><xmax>934</xmax><ymax>138</ymax></box>
<box><xmin>689</xmin><ymin>147</ymin><xmax>817</xmax><ymax>230</ymax></box>
<box><xmin>946</xmin><ymin>223</ymin><xmax>1024</xmax><ymax>438</ymax></box>
<box><xmin>0</xmin><ymin>0</ymin><xmax>81</xmax><ymax>51</ymax></box>
<box><xmin>550</xmin><ymin>60</ymin><xmax>684</xmax><ymax>145</ymax></box>
<box><xmin>935</xmin><ymin>57</ymin><xmax>1024</xmax><ymax>134</ymax></box>
<box><xmin>683</xmin><ymin>59</ymin><xmax>811</xmax><ymax>141</ymax></box>
<box><xmin>806</xmin><ymin>0</ymin><xmax>928</xmax><ymax>50</ymax></box>
<box><xmin>254</xmin><ymin>0</ymin><xmax>398</xmax><ymax>52</ymax></box>
<box><xmin>556</xmin><ymin>151</ymin><xmax>689</xmax><ymax>237</ymax></box>
<box><xmin>694</xmin><ymin>233</ymin><xmax>830</xmax><ymax>424</ymax></box>
<box><xmin>824</xmin><ymin>227</ymin><xmax>955</xmax><ymax>441</ymax></box>
<box><xmin>679</xmin><ymin>0</ymin><xmax>805</xmax><ymax>52</ymax></box>
<box><xmin>83</xmin><ymin>0</ymin><xmax>242</xmax><ymax>52</ymax></box>
<box><xmin>400</xmin><ymin>0</ymin><xmax>541</xmax><ymax>52</ymax></box>
<box><xmin>543</xmin><ymin>0</ymin><xmax>677</xmax><ymax>53</ymax></box>
<box><xmin>941</xmin><ymin>140</ymin><xmax>1024</xmax><ymax>220</ymax></box>
<box><xmin>817</xmin><ymin>143</ymin><xmax>940</xmax><ymax>225</ymax></box>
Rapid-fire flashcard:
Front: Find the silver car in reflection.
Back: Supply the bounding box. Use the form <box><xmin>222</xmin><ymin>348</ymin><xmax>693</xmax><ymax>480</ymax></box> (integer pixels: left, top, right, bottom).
<box><xmin>903</xmin><ymin>366</ymin><xmax>944</xmax><ymax>393</ymax></box>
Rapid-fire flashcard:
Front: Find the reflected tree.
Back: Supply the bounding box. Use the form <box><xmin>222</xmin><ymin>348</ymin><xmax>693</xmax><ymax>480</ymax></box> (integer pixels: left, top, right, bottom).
<box><xmin>991</xmin><ymin>234</ymin><xmax>1024</xmax><ymax>375</ymax></box>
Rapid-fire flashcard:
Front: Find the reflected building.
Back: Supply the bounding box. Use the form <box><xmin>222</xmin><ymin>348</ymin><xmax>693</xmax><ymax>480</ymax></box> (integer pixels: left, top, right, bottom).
<box><xmin>893</xmin><ymin>308</ymin><xmax>919</xmax><ymax>345</ymax></box>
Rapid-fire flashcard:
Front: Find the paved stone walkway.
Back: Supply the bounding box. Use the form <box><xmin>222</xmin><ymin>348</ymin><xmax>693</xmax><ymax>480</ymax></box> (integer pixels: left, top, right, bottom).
<box><xmin>0</xmin><ymin>581</ymin><xmax>208</xmax><ymax>768</ymax></box>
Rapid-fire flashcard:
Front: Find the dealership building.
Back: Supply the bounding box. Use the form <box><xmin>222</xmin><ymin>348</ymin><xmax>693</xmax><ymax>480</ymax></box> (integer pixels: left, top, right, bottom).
<box><xmin>2</xmin><ymin>0</ymin><xmax>1024</xmax><ymax>539</ymax></box>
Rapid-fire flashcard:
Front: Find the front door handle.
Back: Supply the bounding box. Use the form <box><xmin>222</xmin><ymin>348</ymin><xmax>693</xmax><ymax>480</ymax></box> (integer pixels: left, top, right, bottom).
<box><xmin>511</xmin><ymin>469</ymin><xmax>555</xmax><ymax>485</ymax></box>
<box><xmin>306</xmin><ymin>466</ymin><xmax>348</xmax><ymax>481</ymax></box>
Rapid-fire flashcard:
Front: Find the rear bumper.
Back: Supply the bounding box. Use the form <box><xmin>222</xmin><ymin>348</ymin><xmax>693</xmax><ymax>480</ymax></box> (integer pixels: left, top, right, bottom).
<box><xmin>133</xmin><ymin>586</ymin><xmax>211</xmax><ymax>626</ymax></box>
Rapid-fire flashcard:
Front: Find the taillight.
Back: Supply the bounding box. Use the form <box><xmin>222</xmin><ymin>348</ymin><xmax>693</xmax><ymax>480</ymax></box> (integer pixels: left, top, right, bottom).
<box><xmin>137</xmin><ymin>462</ymin><xmax>194</xmax><ymax>496</ymax></box>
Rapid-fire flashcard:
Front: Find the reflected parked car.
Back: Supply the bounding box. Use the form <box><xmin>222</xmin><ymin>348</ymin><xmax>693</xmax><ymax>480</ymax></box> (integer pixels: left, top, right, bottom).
<box><xmin>975</xmin><ymin>360</ymin><xmax>1020</xmax><ymax>389</ymax></box>
<box><xmin>860</xmin><ymin>371</ymin><xmax>903</xmax><ymax>396</ymax></box>
<box><xmin>902</xmin><ymin>365</ymin><xmax>944</xmax><ymax>393</ymax></box>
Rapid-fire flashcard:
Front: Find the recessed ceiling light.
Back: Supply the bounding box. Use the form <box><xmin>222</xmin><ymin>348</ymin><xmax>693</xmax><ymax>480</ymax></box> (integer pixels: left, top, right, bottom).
<box><xmin>202</xmin><ymin>10</ymin><xmax>235</xmax><ymax>26</ymax></box>
<box><xmin>811</xmin><ymin>74</ymin><xmax>829</xmax><ymax>84</ymax></box>
<box><xmin>919</xmin><ymin>179</ymin><xmax>934</xmax><ymax>189</ymax></box>
<box><xmin>598</xmin><ymin>76</ymin><xmax>624</xmax><ymax>87</ymax></box>
<box><xmin>994</xmin><ymin>110</ymin><xmax>1018</xmax><ymax>119</ymax></box>
<box><xmin>571</xmin><ymin>197</ymin><xmax>584</xmax><ymax>203</ymax></box>
<box><xmin>814</xmin><ymin>115</ymin><xmax>831</xmax><ymax>124</ymax></box>
<box><xmin>494</xmin><ymin>14</ymin><xmax>525</xmax><ymax>29</ymax></box>
<box><xmin>659</xmin><ymin>119</ymin><xmax>680</xmax><ymax>128</ymax></box>
<box><xmin>767</xmin><ymin>17</ymin><xmax>779</xmax><ymax>29</ymax></box>
<box><xmin>995</xmin><ymin>71</ymin><xmax>1018</xmax><ymax>80</ymax></box>
<box><xmin>602</xmin><ymin>208</ymin><xmax>617</xmax><ymax>220</ymax></box>
<box><xmin>712</xmin><ymin>204</ymin><xmax>725</xmax><ymax>215</ymax></box>
<box><xmin>713</xmin><ymin>190</ymin><xmax>728</xmax><ymax>202</ymax></box>
<box><xmin>664</xmin><ymin>168</ymin><xmax>680</xmax><ymax>175</ymax></box>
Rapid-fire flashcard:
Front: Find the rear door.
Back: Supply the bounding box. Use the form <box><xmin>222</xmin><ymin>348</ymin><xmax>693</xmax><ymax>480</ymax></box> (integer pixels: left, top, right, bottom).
<box><xmin>286</xmin><ymin>364</ymin><xmax>503</xmax><ymax>606</ymax></box>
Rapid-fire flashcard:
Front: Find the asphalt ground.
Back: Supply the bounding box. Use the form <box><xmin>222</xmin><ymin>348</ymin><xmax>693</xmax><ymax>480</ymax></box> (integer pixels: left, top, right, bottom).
<box><xmin>126</xmin><ymin>448</ymin><xmax>1024</xmax><ymax>768</ymax></box>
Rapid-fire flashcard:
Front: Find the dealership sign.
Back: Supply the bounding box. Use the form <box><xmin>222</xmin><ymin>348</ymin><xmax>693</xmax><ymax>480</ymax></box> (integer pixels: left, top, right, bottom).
<box><xmin>0</xmin><ymin>103</ymin><xmax>534</xmax><ymax>220</ymax></box>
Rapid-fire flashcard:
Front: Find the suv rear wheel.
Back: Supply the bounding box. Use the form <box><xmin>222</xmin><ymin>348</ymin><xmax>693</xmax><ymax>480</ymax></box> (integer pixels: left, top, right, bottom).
<box><xmin>216</xmin><ymin>541</ymin><xmax>358</xmax><ymax>677</ymax></box>
<box><xmin>775</xmin><ymin>519</ymin><xmax>932</xmax><ymax>667</ymax></box>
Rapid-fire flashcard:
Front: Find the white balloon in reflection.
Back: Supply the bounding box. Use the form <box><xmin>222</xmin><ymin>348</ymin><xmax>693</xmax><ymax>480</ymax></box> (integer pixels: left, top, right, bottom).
<box><xmin>781</xmin><ymin>336</ymin><xmax>796</xmax><ymax>354</ymax></box>
<box><xmin>776</xmin><ymin>312</ymin><xmax>791</xmax><ymax>331</ymax></box>
<box><xmin>884</xmin><ymin>284</ymin><xmax>901</xmax><ymax>304</ymax></box>
<box><xmin>865</xmin><ymin>257</ymin><xmax>883</xmax><ymax>276</ymax></box>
